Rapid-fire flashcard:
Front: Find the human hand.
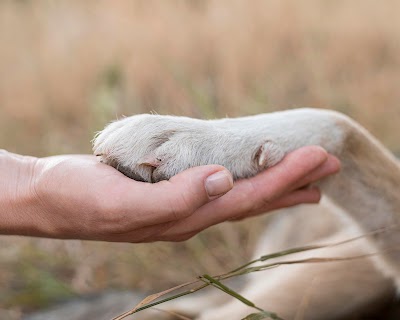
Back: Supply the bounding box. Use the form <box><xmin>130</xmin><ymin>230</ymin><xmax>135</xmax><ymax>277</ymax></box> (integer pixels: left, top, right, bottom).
<box><xmin>0</xmin><ymin>146</ymin><xmax>340</xmax><ymax>242</ymax></box>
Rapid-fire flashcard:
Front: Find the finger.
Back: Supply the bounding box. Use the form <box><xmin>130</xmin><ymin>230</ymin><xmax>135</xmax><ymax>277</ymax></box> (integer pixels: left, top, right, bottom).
<box><xmin>151</xmin><ymin>187</ymin><xmax>322</xmax><ymax>240</ymax></box>
<box><xmin>204</xmin><ymin>145</ymin><xmax>328</xmax><ymax>217</ymax></box>
<box><xmin>244</xmin><ymin>145</ymin><xmax>328</xmax><ymax>202</ymax></box>
<box><xmin>163</xmin><ymin>187</ymin><xmax>322</xmax><ymax>237</ymax></box>
<box><xmin>290</xmin><ymin>154</ymin><xmax>341</xmax><ymax>191</ymax></box>
<box><xmin>263</xmin><ymin>186</ymin><xmax>322</xmax><ymax>211</ymax></box>
<box><xmin>155</xmin><ymin>147</ymin><xmax>329</xmax><ymax>236</ymax></box>
<box><xmin>229</xmin><ymin>187</ymin><xmax>321</xmax><ymax>221</ymax></box>
<box><xmin>115</xmin><ymin>165</ymin><xmax>234</xmax><ymax>229</ymax></box>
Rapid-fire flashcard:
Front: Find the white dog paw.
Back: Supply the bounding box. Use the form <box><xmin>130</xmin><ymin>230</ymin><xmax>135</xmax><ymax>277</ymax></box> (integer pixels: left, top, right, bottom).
<box><xmin>93</xmin><ymin>114</ymin><xmax>285</xmax><ymax>182</ymax></box>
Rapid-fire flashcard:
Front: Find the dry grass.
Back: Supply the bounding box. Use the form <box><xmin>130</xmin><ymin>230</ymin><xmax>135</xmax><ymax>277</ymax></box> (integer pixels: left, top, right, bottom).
<box><xmin>1</xmin><ymin>0</ymin><xmax>400</xmax><ymax>318</ymax></box>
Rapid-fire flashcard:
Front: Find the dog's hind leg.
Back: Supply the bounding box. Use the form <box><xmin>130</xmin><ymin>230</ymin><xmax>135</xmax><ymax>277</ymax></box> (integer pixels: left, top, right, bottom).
<box><xmin>195</xmin><ymin>201</ymin><xmax>395</xmax><ymax>320</ymax></box>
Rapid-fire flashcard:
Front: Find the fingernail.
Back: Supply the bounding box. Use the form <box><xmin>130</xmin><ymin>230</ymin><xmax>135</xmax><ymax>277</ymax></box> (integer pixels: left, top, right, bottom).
<box><xmin>205</xmin><ymin>170</ymin><xmax>234</xmax><ymax>197</ymax></box>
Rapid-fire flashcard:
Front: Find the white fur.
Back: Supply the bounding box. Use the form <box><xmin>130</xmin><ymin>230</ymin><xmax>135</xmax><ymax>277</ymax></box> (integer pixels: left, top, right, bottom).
<box><xmin>92</xmin><ymin>108</ymin><xmax>400</xmax><ymax>319</ymax></box>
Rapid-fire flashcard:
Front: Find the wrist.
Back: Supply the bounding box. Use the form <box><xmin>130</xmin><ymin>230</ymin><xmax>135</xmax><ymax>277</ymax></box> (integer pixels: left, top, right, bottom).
<box><xmin>0</xmin><ymin>150</ymin><xmax>44</xmax><ymax>236</ymax></box>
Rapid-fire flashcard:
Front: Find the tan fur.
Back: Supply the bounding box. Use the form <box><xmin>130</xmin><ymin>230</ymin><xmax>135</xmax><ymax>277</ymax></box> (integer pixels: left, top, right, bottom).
<box><xmin>32</xmin><ymin>108</ymin><xmax>400</xmax><ymax>320</ymax></box>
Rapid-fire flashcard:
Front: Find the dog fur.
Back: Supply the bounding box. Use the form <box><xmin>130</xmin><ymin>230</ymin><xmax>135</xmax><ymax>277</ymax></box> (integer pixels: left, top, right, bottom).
<box><xmin>91</xmin><ymin>108</ymin><xmax>400</xmax><ymax>319</ymax></box>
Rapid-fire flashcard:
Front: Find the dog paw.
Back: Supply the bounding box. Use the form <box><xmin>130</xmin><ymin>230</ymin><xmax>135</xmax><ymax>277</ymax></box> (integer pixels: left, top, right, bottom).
<box><xmin>93</xmin><ymin>114</ymin><xmax>285</xmax><ymax>182</ymax></box>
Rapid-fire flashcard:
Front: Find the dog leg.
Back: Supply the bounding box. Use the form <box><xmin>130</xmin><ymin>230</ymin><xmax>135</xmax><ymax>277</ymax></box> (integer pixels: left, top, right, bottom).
<box><xmin>195</xmin><ymin>201</ymin><xmax>394</xmax><ymax>320</ymax></box>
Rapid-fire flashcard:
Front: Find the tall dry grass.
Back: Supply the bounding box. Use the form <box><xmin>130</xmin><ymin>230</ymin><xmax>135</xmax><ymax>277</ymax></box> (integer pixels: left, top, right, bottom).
<box><xmin>1</xmin><ymin>0</ymin><xmax>400</xmax><ymax>318</ymax></box>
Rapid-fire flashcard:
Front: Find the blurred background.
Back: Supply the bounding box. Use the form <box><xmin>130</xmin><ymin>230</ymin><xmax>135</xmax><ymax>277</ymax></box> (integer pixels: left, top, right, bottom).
<box><xmin>1</xmin><ymin>0</ymin><xmax>399</xmax><ymax>319</ymax></box>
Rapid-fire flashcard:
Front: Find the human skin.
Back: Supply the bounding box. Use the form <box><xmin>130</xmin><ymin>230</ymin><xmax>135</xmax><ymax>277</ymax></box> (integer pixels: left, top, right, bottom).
<box><xmin>0</xmin><ymin>146</ymin><xmax>340</xmax><ymax>242</ymax></box>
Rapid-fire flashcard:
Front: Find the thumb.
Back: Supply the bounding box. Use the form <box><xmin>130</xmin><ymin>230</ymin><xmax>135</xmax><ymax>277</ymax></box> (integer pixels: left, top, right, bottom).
<box><xmin>153</xmin><ymin>165</ymin><xmax>234</xmax><ymax>221</ymax></box>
